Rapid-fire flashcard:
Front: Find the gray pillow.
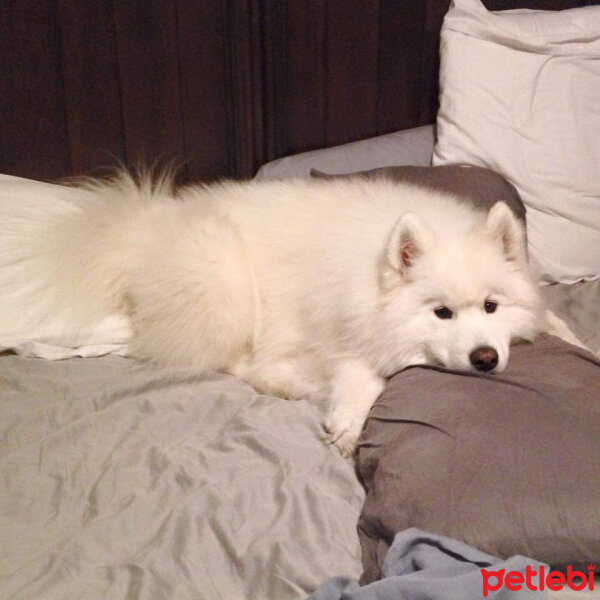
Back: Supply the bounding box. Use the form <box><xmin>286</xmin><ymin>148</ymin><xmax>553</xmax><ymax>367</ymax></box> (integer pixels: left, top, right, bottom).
<box><xmin>310</xmin><ymin>164</ymin><xmax>526</xmax><ymax>223</ymax></box>
<box><xmin>357</xmin><ymin>334</ymin><xmax>600</xmax><ymax>584</ymax></box>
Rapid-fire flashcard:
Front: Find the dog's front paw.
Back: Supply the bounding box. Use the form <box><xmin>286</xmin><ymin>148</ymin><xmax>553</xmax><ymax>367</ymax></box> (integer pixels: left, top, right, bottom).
<box><xmin>322</xmin><ymin>408</ymin><xmax>363</xmax><ymax>458</ymax></box>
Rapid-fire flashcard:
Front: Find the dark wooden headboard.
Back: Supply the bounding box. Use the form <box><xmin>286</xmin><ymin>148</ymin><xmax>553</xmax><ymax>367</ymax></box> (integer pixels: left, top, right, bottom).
<box><xmin>1</xmin><ymin>1</ymin><xmax>596</xmax><ymax>183</ymax></box>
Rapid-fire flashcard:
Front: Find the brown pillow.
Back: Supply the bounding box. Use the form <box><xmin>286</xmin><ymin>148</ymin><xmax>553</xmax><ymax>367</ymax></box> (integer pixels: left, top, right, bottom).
<box><xmin>357</xmin><ymin>334</ymin><xmax>600</xmax><ymax>584</ymax></box>
<box><xmin>310</xmin><ymin>164</ymin><xmax>526</xmax><ymax>223</ymax></box>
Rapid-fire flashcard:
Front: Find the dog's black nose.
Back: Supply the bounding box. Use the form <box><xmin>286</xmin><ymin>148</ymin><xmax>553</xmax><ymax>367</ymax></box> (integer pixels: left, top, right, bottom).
<box><xmin>469</xmin><ymin>346</ymin><xmax>499</xmax><ymax>372</ymax></box>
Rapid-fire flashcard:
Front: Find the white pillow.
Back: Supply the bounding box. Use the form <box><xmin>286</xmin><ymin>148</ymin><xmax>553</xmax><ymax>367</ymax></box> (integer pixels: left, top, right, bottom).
<box><xmin>433</xmin><ymin>0</ymin><xmax>600</xmax><ymax>284</ymax></box>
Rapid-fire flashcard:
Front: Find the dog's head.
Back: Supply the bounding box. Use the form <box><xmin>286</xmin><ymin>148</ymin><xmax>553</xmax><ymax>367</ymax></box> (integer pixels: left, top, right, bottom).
<box><xmin>376</xmin><ymin>201</ymin><xmax>543</xmax><ymax>375</ymax></box>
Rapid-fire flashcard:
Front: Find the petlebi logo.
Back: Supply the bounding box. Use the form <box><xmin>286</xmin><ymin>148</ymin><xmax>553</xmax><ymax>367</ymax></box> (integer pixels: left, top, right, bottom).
<box><xmin>481</xmin><ymin>563</ymin><xmax>595</xmax><ymax>596</ymax></box>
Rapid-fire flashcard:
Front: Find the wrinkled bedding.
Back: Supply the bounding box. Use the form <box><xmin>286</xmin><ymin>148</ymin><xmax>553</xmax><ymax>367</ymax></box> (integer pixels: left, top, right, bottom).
<box><xmin>0</xmin><ymin>357</ymin><xmax>363</xmax><ymax>599</ymax></box>
<box><xmin>309</xmin><ymin>529</ymin><xmax>549</xmax><ymax>600</ymax></box>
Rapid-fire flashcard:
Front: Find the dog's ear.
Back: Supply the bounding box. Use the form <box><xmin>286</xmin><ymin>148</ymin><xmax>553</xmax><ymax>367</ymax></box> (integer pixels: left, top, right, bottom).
<box><xmin>387</xmin><ymin>212</ymin><xmax>431</xmax><ymax>274</ymax></box>
<box><xmin>485</xmin><ymin>201</ymin><xmax>527</xmax><ymax>263</ymax></box>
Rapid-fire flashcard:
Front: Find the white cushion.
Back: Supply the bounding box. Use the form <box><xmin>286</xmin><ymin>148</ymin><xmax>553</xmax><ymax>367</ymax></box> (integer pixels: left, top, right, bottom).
<box><xmin>433</xmin><ymin>0</ymin><xmax>600</xmax><ymax>284</ymax></box>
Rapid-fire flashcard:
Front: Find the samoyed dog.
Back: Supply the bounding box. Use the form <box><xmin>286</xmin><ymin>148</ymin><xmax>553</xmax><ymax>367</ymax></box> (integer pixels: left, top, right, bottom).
<box><xmin>1</xmin><ymin>173</ymin><xmax>546</xmax><ymax>455</ymax></box>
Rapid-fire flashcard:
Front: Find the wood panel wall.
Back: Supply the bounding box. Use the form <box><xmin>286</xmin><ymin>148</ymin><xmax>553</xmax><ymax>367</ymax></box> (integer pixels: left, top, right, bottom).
<box><xmin>1</xmin><ymin>0</ymin><xmax>596</xmax><ymax>183</ymax></box>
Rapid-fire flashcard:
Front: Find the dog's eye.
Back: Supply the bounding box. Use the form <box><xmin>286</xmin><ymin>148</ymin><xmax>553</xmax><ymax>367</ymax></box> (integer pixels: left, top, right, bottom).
<box><xmin>434</xmin><ymin>306</ymin><xmax>453</xmax><ymax>320</ymax></box>
<box><xmin>484</xmin><ymin>300</ymin><xmax>498</xmax><ymax>314</ymax></box>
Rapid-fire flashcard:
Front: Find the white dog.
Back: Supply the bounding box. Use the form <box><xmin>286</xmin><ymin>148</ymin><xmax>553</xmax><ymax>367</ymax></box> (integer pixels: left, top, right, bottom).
<box><xmin>1</xmin><ymin>173</ymin><xmax>547</xmax><ymax>455</ymax></box>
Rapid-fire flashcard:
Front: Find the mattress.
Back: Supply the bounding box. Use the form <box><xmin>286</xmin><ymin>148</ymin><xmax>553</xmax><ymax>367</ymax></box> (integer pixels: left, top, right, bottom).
<box><xmin>1</xmin><ymin>129</ymin><xmax>598</xmax><ymax>599</ymax></box>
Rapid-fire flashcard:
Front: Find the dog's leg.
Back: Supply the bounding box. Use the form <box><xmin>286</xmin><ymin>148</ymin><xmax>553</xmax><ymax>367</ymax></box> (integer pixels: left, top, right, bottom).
<box><xmin>231</xmin><ymin>355</ymin><xmax>326</xmax><ymax>403</ymax></box>
<box><xmin>323</xmin><ymin>360</ymin><xmax>385</xmax><ymax>458</ymax></box>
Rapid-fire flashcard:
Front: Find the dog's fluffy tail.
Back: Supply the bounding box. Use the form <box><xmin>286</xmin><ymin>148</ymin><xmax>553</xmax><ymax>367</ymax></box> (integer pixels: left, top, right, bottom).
<box><xmin>0</xmin><ymin>170</ymin><xmax>173</xmax><ymax>346</ymax></box>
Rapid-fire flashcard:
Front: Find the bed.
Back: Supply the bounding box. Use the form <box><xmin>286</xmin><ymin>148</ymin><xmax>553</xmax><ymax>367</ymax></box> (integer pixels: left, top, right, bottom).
<box><xmin>2</xmin><ymin>1</ymin><xmax>600</xmax><ymax>599</ymax></box>
<box><xmin>2</xmin><ymin>122</ymin><xmax>599</xmax><ymax>599</ymax></box>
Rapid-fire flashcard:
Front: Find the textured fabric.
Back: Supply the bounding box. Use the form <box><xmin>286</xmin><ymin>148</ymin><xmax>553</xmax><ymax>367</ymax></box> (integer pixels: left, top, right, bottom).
<box><xmin>254</xmin><ymin>125</ymin><xmax>435</xmax><ymax>181</ymax></box>
<box><xmin>308</xmin><ymin>528</ymin><xmax>548</xmax><ymax>600</ymax></box>
<box><xmin>0</xmin><ymin>356</ymin><xmax>364</xmax><ymax>599</ymax></box>
<box><xmin>357</xmin><ymin>334</ymin><xmax>600</xmax><ymax>584</ymax></box>
<box><xmin>433</xmin><ymin>0</ymin><xmax>600</xmax><ymax>283</ymax></box>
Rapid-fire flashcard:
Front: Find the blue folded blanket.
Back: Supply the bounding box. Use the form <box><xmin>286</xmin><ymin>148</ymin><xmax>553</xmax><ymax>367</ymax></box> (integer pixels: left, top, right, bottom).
<box><xmin>307</xmin><ymin>529</ymin><xmax>550</xmax><ymax>599</ymax></box>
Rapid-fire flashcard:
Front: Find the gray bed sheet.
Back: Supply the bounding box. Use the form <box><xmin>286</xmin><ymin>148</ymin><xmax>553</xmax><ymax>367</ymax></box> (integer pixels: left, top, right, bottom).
<box><xmin>0</xmin><ymin>356</ymin><xmax>363</xmax><ymax>599</ymax></box>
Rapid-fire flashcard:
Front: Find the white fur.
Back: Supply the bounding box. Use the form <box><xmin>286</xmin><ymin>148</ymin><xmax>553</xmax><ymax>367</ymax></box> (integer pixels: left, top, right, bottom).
<box><xmin>0</xmin><ymin>173</ymin><xmax>544</xmax><ymax>456</ymax></box>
